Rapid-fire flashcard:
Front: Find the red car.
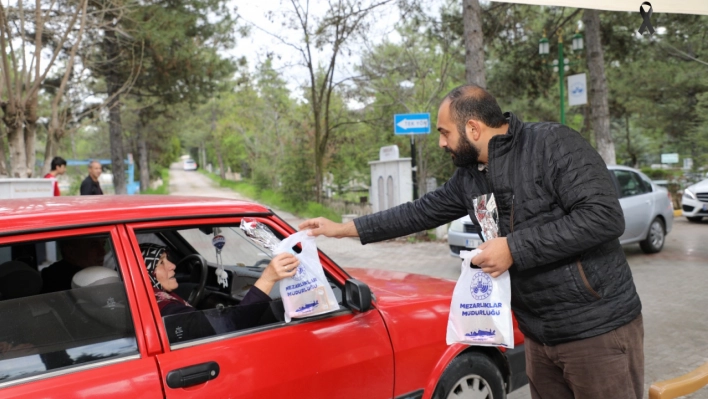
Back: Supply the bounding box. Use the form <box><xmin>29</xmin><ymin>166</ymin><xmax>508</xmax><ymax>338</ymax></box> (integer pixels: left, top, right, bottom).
<box><xmin>0</xmin><ymin>196</ymin><xmax>526</xmax><ymax>398</ymax></box>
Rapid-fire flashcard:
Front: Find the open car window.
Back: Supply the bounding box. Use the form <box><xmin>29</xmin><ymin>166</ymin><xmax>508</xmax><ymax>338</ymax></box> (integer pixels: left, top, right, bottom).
<box><xmin>135</xmin><ymin>223</ymin><xmax>344</xmax><ymax>348</ymax></box>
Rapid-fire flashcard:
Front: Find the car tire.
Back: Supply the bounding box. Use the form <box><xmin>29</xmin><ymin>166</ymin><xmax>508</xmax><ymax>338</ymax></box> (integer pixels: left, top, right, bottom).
<box><xmin>432</xmin><ymin>352</ymin><xmax>505</xmax><ymax>399</ymax></box>
<box><xmin>687</xmin><ymin>216</ymin><xmax>703</xmax><ymax>223</ymax></box>
<box><xmin>639</xmin><ymin>217</ymin><xmax>665</xmax><ymax>254</ymax></box>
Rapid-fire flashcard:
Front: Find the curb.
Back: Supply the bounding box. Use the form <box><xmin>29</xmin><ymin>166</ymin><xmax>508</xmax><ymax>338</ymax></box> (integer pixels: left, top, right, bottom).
<box><xmin>673</xmin><ymin>209</ymin><xmax>682</xmax><ymax>217</ymax></box>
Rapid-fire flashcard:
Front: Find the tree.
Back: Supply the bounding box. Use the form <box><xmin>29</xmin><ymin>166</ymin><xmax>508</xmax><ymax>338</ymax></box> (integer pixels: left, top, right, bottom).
<box><xmin>354</xmin><ymin>16</ymin><xmax>461</xmax><ymax>191</ymax></box>
<box><xmin>463</xmin><ymin>0</ymin><xmax>485</xmax><ymax>87</ymax></box>
<box><xmin>85</xmin><ymin>0</ymin><xmax>237</xmax><ymax>192</ymax></box>
<box><xmin>0</xmin><ymin>0</ymin><xmax>87</xmax><ymax>177</ymax></box>
<box><xmin>272</xmin><ymin>0</ymin><xmax>394</xmax><ymax>202</ymax></box>
<box><xmin>583</xmin><ymin>9</ymin><xmax>615</xmax><ymax>165</ymax></box>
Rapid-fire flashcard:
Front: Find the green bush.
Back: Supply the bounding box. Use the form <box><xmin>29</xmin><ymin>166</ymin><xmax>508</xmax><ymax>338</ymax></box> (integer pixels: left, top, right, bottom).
<box><xmin>142</xmin><ymin>168</ymin><xmax>170</xmax><ymax>195</ymax></box>
<box><xmin>201</xmin><ymin>170</ymin><xmax>341</xmax><ymax>223</ymax></box>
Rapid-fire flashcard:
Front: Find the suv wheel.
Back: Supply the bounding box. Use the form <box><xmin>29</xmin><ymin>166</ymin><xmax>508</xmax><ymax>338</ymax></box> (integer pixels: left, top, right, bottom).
<box><xmin>433</xmin><ymin>352</ymin><xmax>505</xmax><ymax>399</ymax></box>
<box><xmin>640</xmin><ymin>217</ymin><xmax>665</xmax><ymax>254</ymax></box>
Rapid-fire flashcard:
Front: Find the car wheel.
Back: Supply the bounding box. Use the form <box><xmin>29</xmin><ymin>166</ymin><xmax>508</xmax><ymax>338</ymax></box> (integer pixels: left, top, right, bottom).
<box><xmin>687</xmin><ymin>216</ymin><xmax>703</xmax><ymax>223</ymax></box>
<box><xmin>639</xmin><ymin>217</ymin><xmax>665</xmax><ymax>254</ymax></box>
<box><xmin>433</xmin><ymin>352</ymin><xmax>505</xmax><ymax>399</ymax></box>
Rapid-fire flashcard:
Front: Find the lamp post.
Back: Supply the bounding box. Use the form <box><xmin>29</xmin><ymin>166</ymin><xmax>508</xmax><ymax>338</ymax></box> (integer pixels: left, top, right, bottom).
<box><xmin>539</xmin><ymin>29</ymin><xmax>584</xmax><ymax>125</ymax></box>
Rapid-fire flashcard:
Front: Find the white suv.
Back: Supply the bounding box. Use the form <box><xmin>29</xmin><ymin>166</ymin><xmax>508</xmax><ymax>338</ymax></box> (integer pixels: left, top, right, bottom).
<box><xmin>682</xmin><ymin>179</ymin><xmax>708</xmax><ymax>222</ymax></box>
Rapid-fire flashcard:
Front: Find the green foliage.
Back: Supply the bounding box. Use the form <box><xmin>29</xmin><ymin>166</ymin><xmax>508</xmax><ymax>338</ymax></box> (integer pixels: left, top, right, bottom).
<box><xmin>201</xmin><ymin>170</ymin><xmax>341</xmax><ymax>222</ymax></box>
<box><xmin>142</xmin><ymin>167</ymin><xmax>170</xmax><ymax>194</ymax></box>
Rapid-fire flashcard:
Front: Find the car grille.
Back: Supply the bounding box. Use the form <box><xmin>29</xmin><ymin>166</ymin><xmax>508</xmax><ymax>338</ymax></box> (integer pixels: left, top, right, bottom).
<box><xmin>683</xmin><ymin>205</ymin><xmax>695</xmax><ymax>212</ymax></box>
<box><xmin>697</xmin><ymin>192</ymin><xmax>708</xmax><ymax>203</ymax></box>
<box><xmin>463</xmin><ymin>224</ymin><xmax>478</xmax><ymax>234</ymax></box>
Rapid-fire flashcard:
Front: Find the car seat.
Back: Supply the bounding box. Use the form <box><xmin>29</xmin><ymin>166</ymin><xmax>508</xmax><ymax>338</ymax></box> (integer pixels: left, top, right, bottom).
<box><xmin>69</xmin><ymin>267</ymin><xmax>133</xmax><ymax>343</ymax></box>
<box><xmin>0</xmin><ymin>261</ymin><xmax>75</xmax><ymax>361</ymax></box>
<box><xmin>0</xmin><ymin>260</ymin><xmax>43</xmax><ymax>300</ymax></box>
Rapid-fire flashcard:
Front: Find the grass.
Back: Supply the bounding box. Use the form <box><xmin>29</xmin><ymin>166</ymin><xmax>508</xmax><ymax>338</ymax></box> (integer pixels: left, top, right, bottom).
<box><xmin>142</xmin><ymin>168</ymin><xmax>170</xmax><ymax>195</ymax></box>
<box><xmin>200</xmin><ymin>170</ymin><xmax>342</xmax><ymax>222</ymax></box>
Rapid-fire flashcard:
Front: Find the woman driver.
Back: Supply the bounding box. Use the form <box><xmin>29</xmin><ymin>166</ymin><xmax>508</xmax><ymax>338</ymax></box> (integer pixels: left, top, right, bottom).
<box><xmin>140</xmin><ymin>243</ymin><xmax>298</xmax><ymax>342</ymax></box>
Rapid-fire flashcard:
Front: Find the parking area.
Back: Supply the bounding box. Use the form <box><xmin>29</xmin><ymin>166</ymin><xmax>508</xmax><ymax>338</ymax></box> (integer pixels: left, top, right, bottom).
<box><xmin>171</xmin><ymin>166</ymin><xmax>708</xmax><ymax>398</ymax></box>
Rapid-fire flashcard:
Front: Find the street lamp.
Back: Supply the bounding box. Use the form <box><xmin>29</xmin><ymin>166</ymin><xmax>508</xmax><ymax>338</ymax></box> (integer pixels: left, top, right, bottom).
<box><xmin>538</xmin><ymin>28</ymin><xmax>584</xmax><ymax>125</ymax></box>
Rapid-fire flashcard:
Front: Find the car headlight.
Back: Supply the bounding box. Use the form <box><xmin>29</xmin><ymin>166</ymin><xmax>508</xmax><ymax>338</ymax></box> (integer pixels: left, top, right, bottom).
<box><xmin>449</xmin><ymin>219</ymin><xmax>464</xmax><ymax>232</ymax></box>
<box><xmin>683</xmin><ymin>189</ymin><xmax>697</xmax><ymax>200</ymax></box>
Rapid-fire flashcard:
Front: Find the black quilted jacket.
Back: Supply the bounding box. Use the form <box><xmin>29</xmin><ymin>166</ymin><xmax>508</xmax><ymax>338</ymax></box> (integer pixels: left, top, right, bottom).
<box><xmin>354</xmin><ymin>112</ymin><xmax>642</xmax><ymax>345</ymax></box>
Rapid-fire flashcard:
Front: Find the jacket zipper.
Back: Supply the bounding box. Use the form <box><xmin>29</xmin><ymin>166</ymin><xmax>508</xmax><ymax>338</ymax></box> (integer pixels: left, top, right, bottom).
<box><xmin>576</xmin><ymin>260</ymin><xmax>601</xmax><ymax>299</ymax></box>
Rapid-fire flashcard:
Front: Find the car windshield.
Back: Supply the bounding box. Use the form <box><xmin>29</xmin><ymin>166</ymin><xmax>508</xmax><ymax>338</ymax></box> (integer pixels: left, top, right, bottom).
<box><xmin>175</xmin><ymin>226</ymin><xmax>273</xmax><ymax>268</ymax></box>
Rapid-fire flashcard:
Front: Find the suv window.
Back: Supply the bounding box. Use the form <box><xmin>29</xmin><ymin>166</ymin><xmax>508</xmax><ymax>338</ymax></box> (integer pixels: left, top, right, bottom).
<box><xmin>0</xmin><ymin>234</ymin><xmax>138</xmax><ymax>383</ymax></box>
<box><xmin>613</xmin><ymin>170</ymin><xmax>650</xmax><ymax>198</ymax></box>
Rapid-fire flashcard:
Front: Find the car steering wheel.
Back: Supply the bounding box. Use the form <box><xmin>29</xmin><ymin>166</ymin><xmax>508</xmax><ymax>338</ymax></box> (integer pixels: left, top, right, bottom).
<box><xmin>176</xmin><ymin>254</ymin><xmax>208</xmax><ymax>307</ymax></box>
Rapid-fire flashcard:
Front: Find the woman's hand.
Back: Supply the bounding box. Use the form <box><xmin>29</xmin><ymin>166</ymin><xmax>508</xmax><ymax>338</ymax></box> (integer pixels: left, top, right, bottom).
<box><xmin>254</xmin><ymin>253</ymin><xmax>299</xmax><ymax>295</ymax></box>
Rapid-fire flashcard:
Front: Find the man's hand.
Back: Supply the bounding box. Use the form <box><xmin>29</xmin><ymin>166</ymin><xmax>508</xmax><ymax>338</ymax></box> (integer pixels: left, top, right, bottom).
<box><xmin>298</xmin><ymin>217</ymin><xmax>358</xmax><ymax>238</ymax></box>
<box><xmin>472</xmin><ymin>237</ymin><xmax>514</xmax><ymax>278</ymax></box>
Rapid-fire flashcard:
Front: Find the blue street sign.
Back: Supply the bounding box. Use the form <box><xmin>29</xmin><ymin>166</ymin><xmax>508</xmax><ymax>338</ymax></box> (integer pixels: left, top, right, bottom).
<box><xmin>394</xmin><ymin>113</ymin><xmax>431</xmax><ymax>135</ymax></box>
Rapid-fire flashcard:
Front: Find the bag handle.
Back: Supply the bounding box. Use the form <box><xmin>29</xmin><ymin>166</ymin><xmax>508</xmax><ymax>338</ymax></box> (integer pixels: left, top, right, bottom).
<box><xmin>275</xmin><ymin>230</ymin><xmax>312</xmax><ymax>254</ymax></box>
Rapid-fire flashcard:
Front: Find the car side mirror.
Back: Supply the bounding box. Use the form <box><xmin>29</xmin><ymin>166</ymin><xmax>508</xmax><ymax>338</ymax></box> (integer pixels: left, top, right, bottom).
<box><xmin>345</xmin><ymin>278</ymin><xmax>372</xmax><ymax>313</ymax></box>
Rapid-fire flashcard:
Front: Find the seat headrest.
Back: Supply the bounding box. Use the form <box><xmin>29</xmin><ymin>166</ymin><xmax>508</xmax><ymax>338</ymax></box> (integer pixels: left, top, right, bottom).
<box><xmin>0</xmin><ymin>260</ymin><xmax>42</xmax><ymax>299</ymax></box>
<box><xmin>72</xmin><ymin>266</ymin><xmax>120</xmax><ymax>289</ymax></box>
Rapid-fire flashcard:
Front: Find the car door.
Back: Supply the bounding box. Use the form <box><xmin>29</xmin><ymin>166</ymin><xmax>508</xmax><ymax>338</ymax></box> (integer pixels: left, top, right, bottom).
<box><xmin>122</xmin><ymin>217</ymin><xmax>395</xmax><ymax>399</ymax></box>
<box><xmin>612</xmin><ymin>169</ymin><xmax>653</xmax><ymax>242</ymax></box>
<box><xmin>0</xmin><ymin>226</ymin><xmax>163</xmax><ymax>398</ymax></box>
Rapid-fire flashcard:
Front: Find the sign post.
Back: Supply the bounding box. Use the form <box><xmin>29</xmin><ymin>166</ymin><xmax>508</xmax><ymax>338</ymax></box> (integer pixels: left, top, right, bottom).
<box><xmin>394</xmin><ymin>113</ymin><xmax>431</xmax><ymax>200</ymax></box>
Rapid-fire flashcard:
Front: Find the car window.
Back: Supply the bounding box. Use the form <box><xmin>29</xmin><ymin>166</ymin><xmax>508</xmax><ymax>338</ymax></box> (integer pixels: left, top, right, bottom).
<box><xmin>613</xmin><ymin>170</ymin><xmax>650</xmax><ymax>197</ymax></box>
<box><xmin>0</xmin><ymin>234</ymin><xmax>138</xmax><ymax>384</ymax></box>
<box><xmin>639</xmin><ymin>176</ymin><xmax>654</xmax><ymax>192</ymax></box>
<box><xmin>135</xmin><ymin>224</ymin><xmax>344</xmax><ymax>348</ymax></box>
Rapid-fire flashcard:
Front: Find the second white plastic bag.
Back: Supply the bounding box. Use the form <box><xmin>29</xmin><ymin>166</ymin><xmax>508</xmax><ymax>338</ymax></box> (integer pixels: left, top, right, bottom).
<box><xmin>275</xmin><ymin>231</ymin><xmax>340</xmax><ymax>323</ymax></box>
<box><xmin>446</xmin><ymin>249</ymin><xmax>514</xmax><ymax>348</ymax></box>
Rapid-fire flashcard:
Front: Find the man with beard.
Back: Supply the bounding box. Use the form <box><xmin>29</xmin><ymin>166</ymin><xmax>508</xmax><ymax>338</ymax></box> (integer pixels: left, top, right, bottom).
<box><xmin>299</xmin><ymin>84</ymin><xmax>643</xmax><ymax>399</ymax></box>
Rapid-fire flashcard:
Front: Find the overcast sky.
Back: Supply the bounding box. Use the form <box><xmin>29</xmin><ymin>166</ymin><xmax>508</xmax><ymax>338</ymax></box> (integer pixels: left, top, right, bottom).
<box><xmin>229</xmin><ymin>0</ymin><xmax>443</xmax><ymax>98</ymax></box>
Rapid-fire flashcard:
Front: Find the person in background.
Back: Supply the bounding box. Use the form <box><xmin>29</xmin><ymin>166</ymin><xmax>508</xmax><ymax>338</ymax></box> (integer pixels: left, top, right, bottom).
<box><xmin>80</xmin><ymin>160</ymin><xmax>103</xmax><ymax>195</ymax></box>
<box><xmin>41</xmin><ymin>237</ymin><xmax>107</xmax><ymax>293</ymax></box>
<box><xmin>44</xmin><ymin>157</ymin><xmax>67</xmax><ymax>196</ymax></box>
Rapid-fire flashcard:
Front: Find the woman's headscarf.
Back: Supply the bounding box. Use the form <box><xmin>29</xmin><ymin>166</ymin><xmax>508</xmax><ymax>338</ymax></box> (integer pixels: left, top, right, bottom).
<box><xmin>139</xmin><ymin>243</ymin><xmax>191</xmax><ymax>310</ymax></box>
<box><xmin>139</xmin><ymin>243</ymin><xmax>166</xmax><ymax>290</ymax></box>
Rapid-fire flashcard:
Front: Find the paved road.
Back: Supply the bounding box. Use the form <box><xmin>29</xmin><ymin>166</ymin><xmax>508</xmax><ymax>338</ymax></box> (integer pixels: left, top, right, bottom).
<box><xmin>170</xmin><ymin>165</ymin><xmax>708</xmax><ymax>399</ymax></box>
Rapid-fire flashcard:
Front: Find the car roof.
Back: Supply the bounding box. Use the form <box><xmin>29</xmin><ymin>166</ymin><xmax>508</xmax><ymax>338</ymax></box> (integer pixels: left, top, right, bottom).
<box><xmin>0</xmin><ymin>195</ymin><xmax>271</xmax><ymax>236</ymax></box>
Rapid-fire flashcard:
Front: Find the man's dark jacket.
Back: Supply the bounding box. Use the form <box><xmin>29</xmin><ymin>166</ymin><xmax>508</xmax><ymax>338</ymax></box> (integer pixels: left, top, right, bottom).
<box><xmin>354</xmin><ymin>112</ymin><xmax>642</xmax><ymax>345</ymax></box>
<box><xmin>80</xmin><ymin>175</ymin><xmax>103</xmax><ymax>195</ymax></box>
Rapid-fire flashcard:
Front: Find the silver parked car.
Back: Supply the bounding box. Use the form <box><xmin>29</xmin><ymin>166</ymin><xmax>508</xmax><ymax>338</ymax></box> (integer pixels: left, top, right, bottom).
<box><xmin>681</xmin><ymin>178</ymin><xmax>708</xmax><ymax>222</ymax></box>
<box><xmin>447</xmin><ymin>165</ymin><xmax>674</xmax><ymax>255</ymax></box>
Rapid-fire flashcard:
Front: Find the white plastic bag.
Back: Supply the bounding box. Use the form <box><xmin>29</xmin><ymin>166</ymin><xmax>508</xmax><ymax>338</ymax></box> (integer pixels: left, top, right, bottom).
<box><xmin>446</xmin><ymin>249</ymin><xmax>514</xmax><ymax>348</ymax></box>
<box><xmin>275</xmin><ymin>231</ymin><xmax>340</xmax><ymax>323</ymax></box>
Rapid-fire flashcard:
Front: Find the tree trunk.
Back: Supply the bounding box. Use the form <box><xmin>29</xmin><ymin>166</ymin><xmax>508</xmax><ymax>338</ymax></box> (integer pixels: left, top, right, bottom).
<box><xmin>24</xmin><ymin>98</ymin><xmax>38</xmax><ymax>177</ymax></box>
<box><xmin>583</xmin><ymin>9</ymin><xmax>616</xmax><ymax>165</ymax></box>
<box><xmin>41</xmin><ymin>129</ymin><xmax>56</xmax><ymax>176</ymax></box>
<box><xmin>463</xmin><ymin>0</ymin><xmax>486</xmax><ymax>88</ymax></box>
<box><xmin>0</xmin><ymin>127</ymin><xmax>8</xmax><ymax>176</ymax></box>
<box><xmin>7</xmin><ymin>123</ymin><xmax>27</xmax><ymax>178</ymax></box>
<box><xmin>104</xmin><ymin>29</ymin><xmax>126</xmax><ymax>194</ymax></box>
<box><xmin>217</xmin><ymin>149</ymin><xmax>225</xmax><ymax>180</ymax></box>
<box><xmin>137</xmin><ymin>123</ymin><xmax>149</xmax><ymax>192</ymax></box>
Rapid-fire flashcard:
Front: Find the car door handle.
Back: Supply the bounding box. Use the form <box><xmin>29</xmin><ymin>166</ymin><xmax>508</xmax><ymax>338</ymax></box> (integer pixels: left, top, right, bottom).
<box><xmin>166</xmin><ymin>361</ymin><xmax>220</xmax><ymax>389</ymax></box>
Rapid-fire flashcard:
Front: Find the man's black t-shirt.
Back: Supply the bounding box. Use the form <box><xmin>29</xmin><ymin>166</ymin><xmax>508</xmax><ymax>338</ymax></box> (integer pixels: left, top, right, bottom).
<box><xmin>80</xmin><ymin>176</ymin><xmax>103</xmax><ymax>195</ymax></box>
